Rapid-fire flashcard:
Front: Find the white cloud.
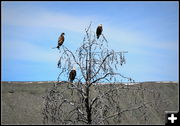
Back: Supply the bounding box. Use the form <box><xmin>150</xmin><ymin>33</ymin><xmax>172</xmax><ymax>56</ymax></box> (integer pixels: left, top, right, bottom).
<box><xmin>2</xmin><ymin>5</ymin><xmax>96</xmax><ymax>33</ymax></box>
<box><xmin>2</xmin><ymin>3</ymin><xmax>178</xmax><ymax>66</ymax></box>
<box><xmin>2</xmin><ymin>40</ymin><xmax>59</xmax><ymax>63</ymax></box>
<box><xmin>103</xmin><ymin>24</ymin><xmax>178</xmax><ymax>54</ymax></box>
<box><xmin>1</xmin><ymin>5</ymin><xmax>100</xmax><ymax>63</ymax></box>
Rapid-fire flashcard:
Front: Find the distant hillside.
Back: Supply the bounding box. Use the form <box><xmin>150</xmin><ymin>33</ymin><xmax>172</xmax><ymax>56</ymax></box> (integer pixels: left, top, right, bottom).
<box><xmin>1</xmin><ymin>82</ymin><xmax>179</xmax><ymax>124</ymax></box>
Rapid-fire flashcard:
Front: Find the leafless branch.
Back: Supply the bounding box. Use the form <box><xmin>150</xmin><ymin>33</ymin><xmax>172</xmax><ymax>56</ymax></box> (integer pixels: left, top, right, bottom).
<box><xmin>42</xmin><ymin>22</ymin><xmax>166</xmax><ymax>125</ymax></box>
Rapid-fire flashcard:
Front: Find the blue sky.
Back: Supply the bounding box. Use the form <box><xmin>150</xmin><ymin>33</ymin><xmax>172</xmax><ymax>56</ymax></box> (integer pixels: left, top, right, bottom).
<box><xmin>1</xmin><ymin>1</ymin><xmax>179</xmax><ymax>82</ymax></box>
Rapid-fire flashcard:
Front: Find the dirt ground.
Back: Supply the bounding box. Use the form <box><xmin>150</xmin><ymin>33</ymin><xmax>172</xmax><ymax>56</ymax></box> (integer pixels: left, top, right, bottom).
<box><xmin>1</xmin><ymin>81</ymin><xmax>179</xmax><ymax>125</ymax></box>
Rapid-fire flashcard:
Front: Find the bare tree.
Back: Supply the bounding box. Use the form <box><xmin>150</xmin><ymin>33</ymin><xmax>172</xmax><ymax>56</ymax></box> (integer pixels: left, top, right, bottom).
<box><xmin>42</xmin><ymin>23</ymin><xmax>168</xmax><ymax>124</ymax></box>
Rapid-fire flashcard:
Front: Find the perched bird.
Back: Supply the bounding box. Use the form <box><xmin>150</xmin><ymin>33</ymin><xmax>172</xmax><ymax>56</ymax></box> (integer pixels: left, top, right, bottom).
<box><xmin>57</xmin><ymin>33</ymin><xmax>65</xmax><ymax>49</ymax></box>
<box><xmin>69</xmin><ymin>67</ymin><xmax>76</xmax><ymax>83</ymax></box>
<box><xmin>96</xmin><ymin>24</ymin><xmax>103</xmax><ymax>39</ymax></box>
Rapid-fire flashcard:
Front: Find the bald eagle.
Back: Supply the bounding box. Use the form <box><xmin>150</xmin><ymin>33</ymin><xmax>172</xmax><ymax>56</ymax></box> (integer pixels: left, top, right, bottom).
<box><xmin>57</xmin><ymin>33</ymin><xmax>65</xmax><ymax>49</ymax></box>
<box><xmin>69</xmin><ymin>67</ymin><xmax>76</xmax><ymax>83</ymax></box>
<box><xmin>96</xmin><ymin>24</ymin><xmax>103</xmax><ymax>39</ymax></box>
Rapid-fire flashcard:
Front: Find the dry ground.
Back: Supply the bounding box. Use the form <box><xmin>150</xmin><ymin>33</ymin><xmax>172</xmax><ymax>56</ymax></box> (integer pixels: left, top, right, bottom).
<box><xmin>1</xmin><ymin>81</ymin><xmax>179</xmax><ymax>125</ymax></box>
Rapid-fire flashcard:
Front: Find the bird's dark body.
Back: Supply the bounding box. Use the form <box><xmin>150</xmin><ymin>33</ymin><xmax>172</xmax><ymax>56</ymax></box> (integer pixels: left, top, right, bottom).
<box><xmin>57</xmin><ymin>33</ymin><xmax>65</xmax><ymax>49</ymax></box>
<box><xmin>69</xmin><ymin>70</ymin><xmax>76</xmax><ymax>82</ymax></box>
<box><xmin>96</xmin><ymin>25</ymin><xmax>103</xmax><ymax>39</ymax></box>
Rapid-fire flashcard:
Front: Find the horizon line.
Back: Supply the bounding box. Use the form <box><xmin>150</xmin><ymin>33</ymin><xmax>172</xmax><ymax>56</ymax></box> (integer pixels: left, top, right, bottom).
<box><xmin>1</xmin><ymin>80</ymin><xmax>178</xmax><ymax>83</ymax></box>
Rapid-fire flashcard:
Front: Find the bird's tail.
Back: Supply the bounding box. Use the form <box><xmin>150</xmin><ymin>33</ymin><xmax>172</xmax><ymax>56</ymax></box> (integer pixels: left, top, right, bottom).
<box><xmin>97</xmin><ymin>36</ymin><xmax>100</xmax><ymax>39</ymax></box>
<box><xmin>52</xmin><ymin>46</ymin><xmax>58</xmax><ymax>49</ymax></box>
<box><xmin>68</xmin><ymin>78</ymin><xmax>73</xmax><ymax>83</ymax></box>
<box><xmin>52</xmin><ymin>46</ymin><xmax>59</xmax><ymax>49</ymax></box>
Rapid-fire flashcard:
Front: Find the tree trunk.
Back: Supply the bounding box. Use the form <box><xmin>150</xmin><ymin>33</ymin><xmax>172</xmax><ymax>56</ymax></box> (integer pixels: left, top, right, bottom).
<box><xmin>85</xmin><ymin>86</ymin><xmax>92</xmax><ymax>124</ymax></box>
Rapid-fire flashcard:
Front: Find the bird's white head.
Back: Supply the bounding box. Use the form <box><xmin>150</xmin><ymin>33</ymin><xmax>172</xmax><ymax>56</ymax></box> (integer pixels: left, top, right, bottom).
<box><xmin>99</xmin><ymin>24</ymin><xmax>102</xmax><ymax>27</ymax></box>
<box><xmin>72</xmin><ymin>67</ymin><xmax>76</xmax><ymax>71</ymax></box>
